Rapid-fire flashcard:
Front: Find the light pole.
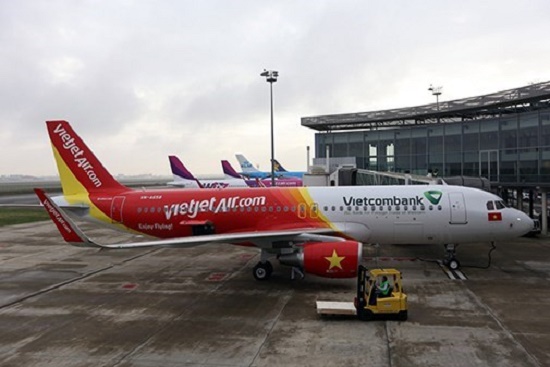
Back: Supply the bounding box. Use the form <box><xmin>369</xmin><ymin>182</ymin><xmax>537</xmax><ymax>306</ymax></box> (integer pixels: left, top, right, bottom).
<box><xmin>261</xmin><ymin>69</ymin><xmax>278</xmax><ymax>186</ymax></box>
<box><xmin>428</xmin><ymin>84</ymin><xmax>443</xmax><ymax>123</ymax></box>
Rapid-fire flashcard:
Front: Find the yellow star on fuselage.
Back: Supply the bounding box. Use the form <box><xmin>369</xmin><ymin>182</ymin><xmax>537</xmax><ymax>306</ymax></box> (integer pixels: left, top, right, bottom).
<box><xmin>325</xmin><ymin>249</ymin><xmax>345</xmax><ymax>270</ymax></box>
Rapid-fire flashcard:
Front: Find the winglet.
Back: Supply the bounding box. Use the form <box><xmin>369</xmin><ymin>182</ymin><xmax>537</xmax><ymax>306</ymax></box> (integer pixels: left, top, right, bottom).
<box><xmin>168</xmin><ymin>155</ymin><xmax>204</xmax><ymax>188</ymax></box>
<box><xmin>34</xmin><ymin>188</ymin><xmax>100</xmax><ymax>247</ymax></box>
<box><xmin>221</xmin><ymin>160</ymin><xmax>242</xmax><ymax>179</ymax></box>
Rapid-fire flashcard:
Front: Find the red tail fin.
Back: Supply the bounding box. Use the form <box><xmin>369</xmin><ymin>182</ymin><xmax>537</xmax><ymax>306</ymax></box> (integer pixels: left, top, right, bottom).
<box><xmin>46</xmin><ymin>120</ymin><xmax>127</xmax><ymax>195</ymax></box>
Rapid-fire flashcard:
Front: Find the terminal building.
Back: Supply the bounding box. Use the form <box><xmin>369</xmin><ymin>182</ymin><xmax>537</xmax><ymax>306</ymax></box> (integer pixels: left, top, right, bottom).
<box><xmin>301</xmin><ymin>81</ymin><xmax>550</xmax><ymax>233</ymax></box>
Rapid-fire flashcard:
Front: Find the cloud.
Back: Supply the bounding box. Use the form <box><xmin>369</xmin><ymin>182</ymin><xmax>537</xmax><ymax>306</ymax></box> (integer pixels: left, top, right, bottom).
<box><xmin>1</xmin><ymin>0</ymin><xmax>550</xmax><ymax>176</ymax></box>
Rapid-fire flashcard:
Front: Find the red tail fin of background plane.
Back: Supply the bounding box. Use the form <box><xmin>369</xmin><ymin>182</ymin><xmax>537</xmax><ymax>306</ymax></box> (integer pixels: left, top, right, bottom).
<box><xmin>46</xmin><ymin>120</ymin><xmax>128</xmax><ymax>195</ymax></box>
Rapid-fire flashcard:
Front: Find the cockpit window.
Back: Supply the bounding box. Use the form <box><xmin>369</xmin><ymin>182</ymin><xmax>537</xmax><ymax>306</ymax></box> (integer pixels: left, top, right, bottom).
<box><xmin>495</xmin><ymin>200</ymin><xmax>506</xmax><ymax>209</ymax></box>
<box><xmin>486</xmin><ymin>201</ymin><xmax>494</xmax><ymax>210</ymax></box>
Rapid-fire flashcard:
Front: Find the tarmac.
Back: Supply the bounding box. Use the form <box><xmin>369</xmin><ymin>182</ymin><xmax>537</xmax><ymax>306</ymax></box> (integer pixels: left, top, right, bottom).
<box><xmin>0</xmin><ymin>220</ymin><xmax>549</xmax><ymax>367</ymax></box>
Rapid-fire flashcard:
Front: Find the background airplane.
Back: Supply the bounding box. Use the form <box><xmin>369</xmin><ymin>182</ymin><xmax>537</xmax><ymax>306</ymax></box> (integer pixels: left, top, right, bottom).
<box><xmin>39</xmin><ymin>120</ymin><xmax>533</xmax><ymax>282</ymax></box>
<box><xmin>222</xmin><ymin>160</ymin><xmax>302</xmax><ymax>187</ymax></box>
<box><xmin>235</xmin><ymin>153</ymin><xmax>304</xmax><ymax>179</ymax></box>
<box><xmin>272</xmin><ymin>159</ymin><xmax>305</xmax><ymax>178</ymax></box>
<box><xmin>168</xmin><ymin>155</ymin><xmax>248</xmax><ymax>189</ymax></box>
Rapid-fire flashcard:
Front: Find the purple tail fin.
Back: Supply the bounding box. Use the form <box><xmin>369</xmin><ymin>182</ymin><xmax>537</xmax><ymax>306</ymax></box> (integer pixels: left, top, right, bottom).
<box><xmin>221</xmin><ymin>160</ymin><xmax>242</xmax><ymax>179</ymax></box>
<box><xmin>272</xmin><ymin>159</ymin><xmax>288</xmax><ymax>172</ymax></box>
<box><xmin>169</xmin><ymin>156</ymin><xmax>203</xmax><ymax>188</ymax></box>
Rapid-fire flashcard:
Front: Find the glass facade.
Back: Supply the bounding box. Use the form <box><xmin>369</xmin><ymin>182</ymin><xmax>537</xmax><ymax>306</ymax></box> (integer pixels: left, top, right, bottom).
<box><xmin>315</xmin><ymin>109</ymin><xmax>550</xmax><ymax>187</ymax></box>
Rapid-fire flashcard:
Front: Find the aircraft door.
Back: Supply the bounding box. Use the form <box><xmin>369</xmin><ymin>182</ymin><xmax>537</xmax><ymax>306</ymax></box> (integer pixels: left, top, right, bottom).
<box><xmin>448</xmin><ymin>192</ymin><xmax>467</xmax><ymax>224</ymax></box>
<box><xmin>111</xmin><ymin>196</ymin><xmax>125</xmax><ymax>223</ymax></box>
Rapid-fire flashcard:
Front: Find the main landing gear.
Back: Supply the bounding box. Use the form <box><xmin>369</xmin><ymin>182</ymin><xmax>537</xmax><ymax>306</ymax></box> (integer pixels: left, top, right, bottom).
<box><xmin>253</xmin><ymin>261</ymin><xmax>273</xmax><ymax>281</ymax></box>
<box><xmin>253</xmin><ymin>249</ymin><xmax>274</xmax><ymax>281</ymax></box>
<box><xmin>443</xmin><ymin>244</ymin><xmax>460</xmax><ymax>270</ymax></box>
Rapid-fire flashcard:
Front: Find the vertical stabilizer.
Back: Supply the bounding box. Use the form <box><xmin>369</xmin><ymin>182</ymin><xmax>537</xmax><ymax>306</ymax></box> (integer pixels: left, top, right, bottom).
<box><xmin>221</xmin><ymin>160</ymin><xmax>243</xmax><ymax>179</ymax></box>
<box><xmin>46</xmin><ymin>120</ymin><xmax>128</xmax><ymax>196</ymax></box>
<box><xmin>272</xmin><ymin>159</ymin><xmax>288</xmax><ymax>172</ymax></box>
<box><xmin>169</xmin><ymin>155</ymin><xmax>204</xmax><ymax>188</ymax></box>
<box><xmin>235</xmin><ymin>153</ymin><xmax>261</xmax><ymax>173</ymax></box>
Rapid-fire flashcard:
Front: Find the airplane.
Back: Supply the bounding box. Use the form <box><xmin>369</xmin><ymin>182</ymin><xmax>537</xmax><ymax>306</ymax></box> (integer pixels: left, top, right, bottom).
<box><xmin>272</xmin><ymin>159</ymin><xmax>305</xmax><ymax>178</ymax></box>
<box><xmin>221</xmin><ymin>160</ymin><xmax>302</xmax><ymax>187</ymax></box>
<box><xmin>235</xmin><ymin>153</ymin><xmax>305</xmax><ymax>179</ymax></box>
<box><xmin>168</xmin><ymin>155</ymin><xmax>248</xmax><ymax>189</ymax></box>
<box><xmin>36</xmin><ymin>120</ymin><xmax>534</xmax><ymax>282</ymax></box>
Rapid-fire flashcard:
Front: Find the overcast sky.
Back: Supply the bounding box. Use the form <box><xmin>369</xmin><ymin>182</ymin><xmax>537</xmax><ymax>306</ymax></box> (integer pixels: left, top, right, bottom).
<box><xmin>2</xmin><ymin>0</ymin><xmax>550</xmax><ymax>177</ymax></box>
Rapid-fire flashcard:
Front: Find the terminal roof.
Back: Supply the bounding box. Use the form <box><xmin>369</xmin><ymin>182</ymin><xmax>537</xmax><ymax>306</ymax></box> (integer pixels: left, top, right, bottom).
<box><xmin>302</xmin><ymin>81</ymin><xmax>550</xmax><ymax>131</ymax></box>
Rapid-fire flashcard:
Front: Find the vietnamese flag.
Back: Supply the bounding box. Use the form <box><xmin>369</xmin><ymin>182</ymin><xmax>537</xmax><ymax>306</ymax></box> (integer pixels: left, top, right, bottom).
<box><xmin>488</xmin><ymin>212</ymin><xmax>502</xmax><ymax>221</ymax></box>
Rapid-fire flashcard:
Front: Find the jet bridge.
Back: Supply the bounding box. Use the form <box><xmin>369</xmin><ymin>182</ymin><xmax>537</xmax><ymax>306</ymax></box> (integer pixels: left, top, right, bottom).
<box><xmin>333</xmin><ymin>167</ymin><xmax>442</xmax><ymax>186</ymax></box>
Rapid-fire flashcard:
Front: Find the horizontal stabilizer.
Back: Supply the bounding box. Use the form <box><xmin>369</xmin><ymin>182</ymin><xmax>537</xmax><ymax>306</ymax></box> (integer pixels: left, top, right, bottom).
<box><xmin>34</xmin><ymin>188</ymin><xmax>99</xmax><ymax>248</ymax></box>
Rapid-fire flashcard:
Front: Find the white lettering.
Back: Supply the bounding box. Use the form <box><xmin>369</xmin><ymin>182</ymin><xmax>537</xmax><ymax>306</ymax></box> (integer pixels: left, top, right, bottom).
<box><xmin>54</xmin><ymin>123</ymin><xmax>102</xmax><ymax>188</ymax></box>
<box><xmin>163</xmin><ymin>195</ymin><xmax>266</xmax><ymax>220</ymax></box>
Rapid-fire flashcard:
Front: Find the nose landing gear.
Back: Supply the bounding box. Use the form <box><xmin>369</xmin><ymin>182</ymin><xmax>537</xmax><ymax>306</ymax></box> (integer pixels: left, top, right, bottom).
<box><xmin>443</xmin><ymin>244</ymin><xmax>460</xmax><ymax>270</ymax></box>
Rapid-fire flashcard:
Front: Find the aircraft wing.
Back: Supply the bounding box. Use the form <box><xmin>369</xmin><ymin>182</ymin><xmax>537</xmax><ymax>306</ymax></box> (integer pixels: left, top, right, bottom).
<box><xmin>100</xmin><ymin>227</ymin><xmax>338</xmax><ymax>249</ymax></box>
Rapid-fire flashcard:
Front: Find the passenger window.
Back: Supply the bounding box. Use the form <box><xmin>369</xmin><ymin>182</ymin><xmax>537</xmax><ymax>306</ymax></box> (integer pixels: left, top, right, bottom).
<box><xmin>486</xmin><ymin>201</ymin><xmax>495</xmax><ymax>210</ymax></box>
<box><xmin>420</xmin><ymin>205</ymin><xmax>425</xmax><ymax>211</ymax></box>
<box><xmin>331</xmin><ymin>206</ymin><xmax>336</xmax><ymax>211</ymax></box>
<box><xmin>137</xmin><ymin>207</ymin><xmax>142</xmax><ymax>213</ymax></box>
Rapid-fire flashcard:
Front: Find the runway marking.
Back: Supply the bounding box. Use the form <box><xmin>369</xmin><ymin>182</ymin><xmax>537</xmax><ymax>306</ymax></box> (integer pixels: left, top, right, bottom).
<box><xmin>121</xmin><ymin>283</ymin><xmax>138</xmax><ymax>290</ymax></box>
<box><xmin>206</xmin><ymin>272</ymin><xmax>229</xmax><ymax>282</ymax></box>
<box><xmin>437</xmin><ymin>260</ymin><xmax>468</xmax><ymax>280</ymax></box>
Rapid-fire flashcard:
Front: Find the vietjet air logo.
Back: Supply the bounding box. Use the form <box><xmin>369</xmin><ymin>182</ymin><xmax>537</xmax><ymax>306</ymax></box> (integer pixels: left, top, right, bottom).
<box><xmin>325</xmin><ymin>249</ymin><xmax>345</xmax><ymax>270</ymax></box>
<box><xmin>53</xmin><ymin>123</ymin><xmax>102</xmax><ymax>188</ymax></box>
<box><xmin>424</xmin><ymin>190</ymin><xmax>443</xmax><ymax>205</ymax></box>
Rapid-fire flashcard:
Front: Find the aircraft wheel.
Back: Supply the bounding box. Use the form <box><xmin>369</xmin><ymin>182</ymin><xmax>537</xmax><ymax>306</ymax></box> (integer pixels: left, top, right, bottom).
<box><xmin>253</xmin><ymin>262</ymin><xmax>272</xmax><ymax>281</ymax></box>
<box><xmin>448</xmin><ymin>258</ymin><xmax>460</xmax><ymax>270</ymax></box>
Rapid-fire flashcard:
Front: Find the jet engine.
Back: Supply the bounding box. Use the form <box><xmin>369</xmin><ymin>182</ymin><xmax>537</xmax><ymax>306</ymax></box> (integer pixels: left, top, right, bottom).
<box><xmin>278</xmin><ymin>240</ymin><xmax>362</xmax><ymax>278</ymax></box>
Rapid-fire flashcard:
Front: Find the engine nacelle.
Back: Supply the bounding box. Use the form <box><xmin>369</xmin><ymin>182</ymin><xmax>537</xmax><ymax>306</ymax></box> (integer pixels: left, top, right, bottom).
<box><xmin>278</xmin><ymin>240</ymin><xmax>362</xmax><ymax>278</ymax></box>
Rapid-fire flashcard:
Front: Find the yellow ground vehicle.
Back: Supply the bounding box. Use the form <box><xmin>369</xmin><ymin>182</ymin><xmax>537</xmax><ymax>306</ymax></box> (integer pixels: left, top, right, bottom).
<box><xmin>354</xmin><ymin>265</ymin><xmax>408</xmax><ymax>321</ymax></box>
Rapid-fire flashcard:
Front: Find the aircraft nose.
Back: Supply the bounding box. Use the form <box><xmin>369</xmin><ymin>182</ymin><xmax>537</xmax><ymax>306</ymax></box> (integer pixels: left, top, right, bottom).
<box><xmin>511</xmin><ymin>211</ymin><xmax>534</xmax><ymax>236</ymax></box>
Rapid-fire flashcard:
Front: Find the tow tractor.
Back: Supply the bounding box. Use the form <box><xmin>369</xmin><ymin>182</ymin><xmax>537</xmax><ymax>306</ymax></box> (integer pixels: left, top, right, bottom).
<box><xmin>316</xmin><ymin>265</ymin><xmax>408</xmax><ymax>321</ymax></box>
